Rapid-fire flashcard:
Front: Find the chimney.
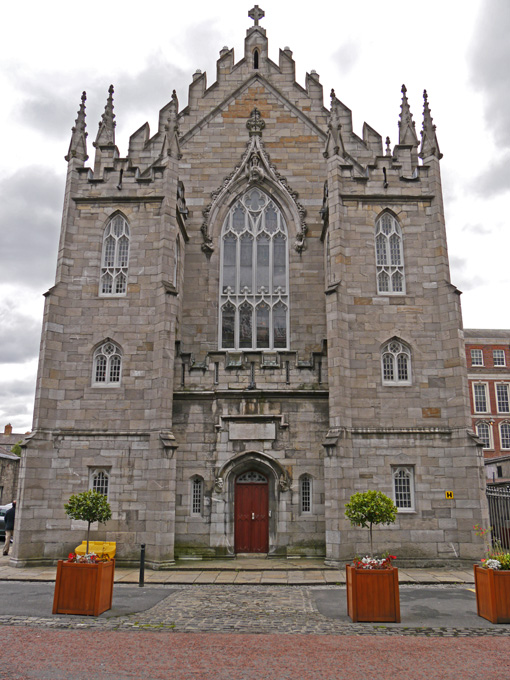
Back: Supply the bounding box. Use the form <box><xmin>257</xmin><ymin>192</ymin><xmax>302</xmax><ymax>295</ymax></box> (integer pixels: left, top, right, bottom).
<box><xmin>4</xmin><ymin>424</ymin><xmax>12</xmax><ymax>435</ymax></box>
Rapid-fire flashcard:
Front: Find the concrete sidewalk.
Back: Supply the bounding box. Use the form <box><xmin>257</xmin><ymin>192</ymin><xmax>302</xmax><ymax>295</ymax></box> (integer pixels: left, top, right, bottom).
<box><xmin>0</xmin><ymin>555</ymin><xmax>476</xmax><ymax>585</ymax></box>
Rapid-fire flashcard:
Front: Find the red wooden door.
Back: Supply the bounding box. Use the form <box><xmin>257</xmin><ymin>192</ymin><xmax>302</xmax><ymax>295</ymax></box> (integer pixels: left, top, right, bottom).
<box><xmin>235</xmin><ymin>473</ymin><xmax>269</xmax><ymax>553</ymax></box>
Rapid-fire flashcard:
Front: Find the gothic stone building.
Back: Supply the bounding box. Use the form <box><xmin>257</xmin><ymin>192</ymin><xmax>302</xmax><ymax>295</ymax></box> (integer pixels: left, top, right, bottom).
<box><xmin>14</xmin><ymin>8</ymin><xmax>487</xmax><ymax>567</ymax></box>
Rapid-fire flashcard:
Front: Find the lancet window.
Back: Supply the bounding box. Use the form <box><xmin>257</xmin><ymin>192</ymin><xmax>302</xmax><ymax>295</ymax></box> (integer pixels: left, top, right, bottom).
<box><xmin>100</xmin><ymin>214</ymin><xmax>130</xmax><ymax>296</ymax></box>
<box><xmin>219</xmin><ymin>188</ymin><xmax>289</xmax><ymax>350</ymax></box>
<box><xmin>375</xmin><ymin>213</ymin><xmax>405</xmax><ymax>294</ymax></box>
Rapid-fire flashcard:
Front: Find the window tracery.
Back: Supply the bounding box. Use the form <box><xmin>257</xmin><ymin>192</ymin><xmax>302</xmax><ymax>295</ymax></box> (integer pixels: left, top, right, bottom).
<box><xmin>381</xmin><ymin>339</ymin><xmax>412</xmax><ymax>385</ymax></box>
<box><xmin>93</xmin><ymin>341</ymin><xmax>122</xmax><ymax>386</ymax></box>
<box><xmin>219</xmin><ymin>188</ymin><xmax>289</xmax><ymax>350</ymax></box>
<box><xmin>375</xmin><ymin>213</ymin><xmax>405</xmax><ymax>294</ymax></box>
<box><xmin>100</xmin><ymin>214</ymin><xmax>130</xmax><ymax>296</ymax></box>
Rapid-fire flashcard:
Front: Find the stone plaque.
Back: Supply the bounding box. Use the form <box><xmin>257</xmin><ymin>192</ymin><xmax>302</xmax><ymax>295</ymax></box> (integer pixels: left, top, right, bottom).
<box><xmin>229</xmin><ymin>422</ymin><xmax>276</xmax><ymax>441</ymax></box>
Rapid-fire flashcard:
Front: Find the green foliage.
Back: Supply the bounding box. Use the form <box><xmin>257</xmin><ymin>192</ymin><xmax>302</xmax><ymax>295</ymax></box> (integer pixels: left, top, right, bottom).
<box><xmin>345</xmin><ymin>490</ymin><xmax>397</xmax><ymax>528</ymax></box>
<box><xmin>64</xmin><ymin>490</ymin><xmax>112</xmax><ymax>525</ymax></box>
<box><xmin>474</xmin><ymin>524</ymin><xmax>510</xmax><ymax>570</ymax></box>
<box><xmin>10</xmin><ymin>442</ymin><xmax>22</xmax><ymax>457</ymax></box>
<box><xmin>345</xmin><ymin>490</ymin><xmax>397</xmax><ymax>556</ymax></box>
<box><xmin>64</xmin><ymin>490</ymin><xmax>112</xmax><ymax>554</ymax></box>
<box><xmin>497</xmin><ymin>553</ymin><xmax>510</xmax><ymax>570</ymax></box>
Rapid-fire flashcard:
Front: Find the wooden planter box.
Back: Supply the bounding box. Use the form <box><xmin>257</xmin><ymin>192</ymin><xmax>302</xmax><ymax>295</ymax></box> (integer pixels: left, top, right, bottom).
<box><xmin>346</xmin><ymin>564</ymin><xmax>400</xmax><ymax>622</ymax></box>
<box><xmin>53</xmin><ymin>559</ymin><xmax>115</xmax><ymax>616</ymax></box>
<box><xmin>474</xmin><ymin>565</ymin><xmax>510</xmax><ymax>624</ymax></box>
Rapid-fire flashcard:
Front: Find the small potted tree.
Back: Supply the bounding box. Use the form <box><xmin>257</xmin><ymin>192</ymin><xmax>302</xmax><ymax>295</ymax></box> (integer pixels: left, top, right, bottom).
<box><xmin>53</xmin><ymin>490</ymin><xmax>114</xmax><ymax>616</ymax></box>
<box><xmin>344</xmin><ymin>490</ymin><xmax>399</xmax><ymax>622</ymax></box>
<box><xmin>473</xmin><ymin>524</ymin><xmax>510</xmax><ymax>623</ymax></box>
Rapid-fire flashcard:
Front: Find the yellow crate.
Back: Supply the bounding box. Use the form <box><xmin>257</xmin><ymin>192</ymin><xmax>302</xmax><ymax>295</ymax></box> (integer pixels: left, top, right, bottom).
<box><xmin>74</xmin><ymin>541</ymin><xmax>116</xmax><ymax>559</ymax></box>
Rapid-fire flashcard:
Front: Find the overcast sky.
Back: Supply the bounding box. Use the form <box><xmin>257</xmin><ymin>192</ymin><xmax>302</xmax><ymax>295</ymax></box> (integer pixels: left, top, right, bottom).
<box><xmin>0</xmin><ymin>0</ymin><xmax>509</xmax><ymax>432</ymax></box>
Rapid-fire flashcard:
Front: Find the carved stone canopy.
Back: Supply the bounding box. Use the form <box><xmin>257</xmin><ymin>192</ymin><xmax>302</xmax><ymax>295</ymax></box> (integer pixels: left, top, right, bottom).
<box><xmin>201</xmin><ymin>109</ymin><xmax>307</xmax><ymax>254</ymax></box>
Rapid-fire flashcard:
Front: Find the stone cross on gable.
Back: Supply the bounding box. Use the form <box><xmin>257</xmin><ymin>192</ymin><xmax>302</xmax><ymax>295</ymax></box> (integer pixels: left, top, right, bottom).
<box><xmin>248</xmin><ymin>5</ymin><xmax>265</xmax><ymax>26</ymax></box>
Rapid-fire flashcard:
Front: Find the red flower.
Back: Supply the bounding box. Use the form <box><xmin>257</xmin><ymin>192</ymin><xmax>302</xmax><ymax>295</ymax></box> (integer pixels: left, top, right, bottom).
<box><xmin>67</xmin><ymin>553</ymin><xmax>75</xmax><ymax>562</ymax></box>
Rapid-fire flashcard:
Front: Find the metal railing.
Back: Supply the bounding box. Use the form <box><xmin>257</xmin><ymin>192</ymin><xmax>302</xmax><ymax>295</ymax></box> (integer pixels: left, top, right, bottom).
<box><xmin>486</xmin><ymin>485</ymin><xmax>510</xmax><ymax>549</ymax></box>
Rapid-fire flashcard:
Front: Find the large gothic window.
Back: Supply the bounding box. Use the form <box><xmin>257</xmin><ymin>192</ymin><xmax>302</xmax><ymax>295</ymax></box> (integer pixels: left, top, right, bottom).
<box><xmin>100</xmin><ymin>214</ymin><xmax>130</xmax><ymax>296</ymax></box>
<box><xmin>219</xmin><ymin>188</ymin><xmax>289</xmax><ymax>350</ymax></box>
<box><xmin>375</xmin><ymin>213</ymin><xmax>405</xmax><ymax>294</ymax></box>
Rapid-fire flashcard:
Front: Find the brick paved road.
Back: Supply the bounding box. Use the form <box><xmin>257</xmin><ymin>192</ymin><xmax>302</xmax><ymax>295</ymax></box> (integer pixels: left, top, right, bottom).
<box><xmin>2</xmin><ymin>628</ymin><xmax>510</xmax><ymax>680</ymax></box>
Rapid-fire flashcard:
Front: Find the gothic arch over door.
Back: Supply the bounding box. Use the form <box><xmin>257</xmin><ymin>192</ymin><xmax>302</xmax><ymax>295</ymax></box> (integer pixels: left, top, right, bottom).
<box><xmin>234</xmin><ymin>470</ymin><xmax>269</xmax><ymax>553</ymax></box>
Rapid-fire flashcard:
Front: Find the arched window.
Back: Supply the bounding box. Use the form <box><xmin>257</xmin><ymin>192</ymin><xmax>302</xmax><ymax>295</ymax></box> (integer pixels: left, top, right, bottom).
<box><xmin>93</xmin><ymin>341</ymin><xmax>122</xmax><ymax>386</ymax></box>
<box><xmin>253</xmin><ymin>48</ymin><xmax>259</xmax><ymax>69</ymax></box>
<box><xmin>100</xmin><ymin>214</ymin><xmax>130</xmax><ymax>296</ymax></box>
<box><xmin>392</xmin><ymin>466</ymin><xmax>415</xmax><ymax>511</ymax></box>
<box><xmin>219</xmin><ymin>188</ymin><xmax>289</xmax><ymax>350</ymax></box>
<box><xmin>89</xmin><ymin>468</ymin><xmax>110</xmax><ymax>498</ymax></box>
<box><xmin>375</xmin><ymin>213</ymin><xmax>405</xmax><ymax>294</ymax></box>
<box><xmin>381</xmin><ymin>339</ymin><xmax>412</xmax><ymax>385</ymax></box>
<box><xmin>300</xmin><ymin>475</ymin><xmax>312</xmax><ymax>514</ymax></box>
<box><xmin>476</xmin><ymin>421</ymin><xmax>492</xmax><ymax>449</ymax></box>
<box><xmin>191</xmin><ymin>476</ymin><xmax>204</xmax><ymax>515</ymax></box>
<box><xmin>500</xmin><ymin>422</ymin><xmax>510</xmax><ymax>450</ymax></box>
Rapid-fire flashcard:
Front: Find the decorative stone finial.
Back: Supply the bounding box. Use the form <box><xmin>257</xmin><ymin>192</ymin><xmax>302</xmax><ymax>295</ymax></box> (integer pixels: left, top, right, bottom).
<box><xmin>419</xmin><ymin>89</ymin><xmax>442</xmax><ymax>160</ymax></box>
<box><xmin>323</xmin><ymin>90</ymin><xmax>344</xmax><ymax>158</ymax></box>
<box><xmin>398</xmin><ymin>83</ymin><xmax>418</xmax><ymax>146</ymax></box>
<box><xmin>94</xmin><ymin>84</ymin><xmax>116</xmax><ymax>147</ymax></box>
<box><xmin>248</xmin><ymin>5</ymin><xmax>265</xmax><ymax>26</ymax></box>
<box><xmin>65</xmin><ymin>91</ymin><xmax>88</xmax><ymax>162</ymax></box>
<box><xmin>246</xmin><ymin>107</ymin><xmax>265</xmax><ymax>136</ymax></box>
<box><xmin>385</xmin><ymin>136</ymin><xmax>392</xmax><ymax>156</ymax></box>
<box><xmin>164</xmin><ymin>90</ymin><xmax>181</xmax><ymax>159</ymax></box>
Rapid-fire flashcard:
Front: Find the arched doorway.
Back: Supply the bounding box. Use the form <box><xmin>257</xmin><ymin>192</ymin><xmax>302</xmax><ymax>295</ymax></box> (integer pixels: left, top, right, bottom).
<box><xmin>234</xmin><ymin>470</ymin><xmax>269</xmax><ymax>553</ymax></box>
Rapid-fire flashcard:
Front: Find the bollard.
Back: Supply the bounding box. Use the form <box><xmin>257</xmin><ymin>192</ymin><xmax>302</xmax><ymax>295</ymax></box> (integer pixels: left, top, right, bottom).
<box><xmin>139</xmin><ymin>543</ymin><xmax>145</xmax><ymax>587</ymax></box>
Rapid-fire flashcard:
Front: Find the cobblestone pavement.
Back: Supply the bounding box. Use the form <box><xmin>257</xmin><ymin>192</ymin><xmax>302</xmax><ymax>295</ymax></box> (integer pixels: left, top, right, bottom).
<box><xmin>1</xmin><ymin>584</ymin><xmax>509</xmax><ymax>637</ymax></box>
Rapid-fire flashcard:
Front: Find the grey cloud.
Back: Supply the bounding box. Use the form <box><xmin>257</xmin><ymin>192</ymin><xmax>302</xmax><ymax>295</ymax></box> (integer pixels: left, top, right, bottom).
<box><xmin>470</xmin><ymin>152</ymin><xmax>510</xmax><ymax>198</ymax></box>
<box><xmin>461</xmin><ymin>222</ymin><xmax>493</xmax><ymax>235</ymax></box>
<box><xmin>11</xmin><ymin>60</ymin><xmax>185</xmax><ymax>143</ymax></box>
<box><xmin>10</xmin><ymin>19</ymin><xmax>225</xmax><ymax>144</ymax></box>
<box><xmin>0</xmin><ymin>303</ymin><xmax>41</xmax><ymax>364</ymax></box>
<box><xmin>469</xmin><ymin>0</ymin><xmax>510</xmax><ymax>148</ymax></box>
<box><xmin>449</xmin><ymin>255</ymin><xmax>486</xmax><ymax>292</ymax></box>
<box><xmin>0</xmin><ymin>377</ymin><xmax>37</xmax><ymax>400</ymax></box>
<box><xmin>0</xmin><ymin>378</ymin><xmax>35</xmax><ymax>432</ymax></box>
<box><xmin>0</xmin><ymin>166</ymin><xmax>63</xmax><ymax>289</ymax></box>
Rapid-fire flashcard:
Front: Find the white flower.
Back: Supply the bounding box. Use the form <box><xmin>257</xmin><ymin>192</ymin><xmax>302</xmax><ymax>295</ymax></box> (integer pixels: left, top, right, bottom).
<box><xmin>484</xmin><ymin>558</ymin><xmax>501</xmax><ymax>570</ymax></box>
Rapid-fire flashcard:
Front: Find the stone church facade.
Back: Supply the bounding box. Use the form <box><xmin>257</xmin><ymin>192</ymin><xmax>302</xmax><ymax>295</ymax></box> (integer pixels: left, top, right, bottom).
<box><xmin>13</xmin><ymin>8</ymin><xmax>487</xmax><ymax>567</ymax></box>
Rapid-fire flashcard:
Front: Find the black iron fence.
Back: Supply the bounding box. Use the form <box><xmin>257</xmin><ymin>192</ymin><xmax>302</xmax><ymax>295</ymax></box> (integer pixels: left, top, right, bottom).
<box><xmin>486</xmin><ymin>485</ymin><xmax>510</xmax><ymax>549</ymax></box>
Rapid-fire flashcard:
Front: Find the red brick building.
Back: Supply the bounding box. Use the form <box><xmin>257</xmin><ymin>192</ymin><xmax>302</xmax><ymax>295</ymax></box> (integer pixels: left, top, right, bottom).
<box><xmin>465</xmin><ymin>330</ymin><xmax>510</xmax><ymax>483</ymax></box>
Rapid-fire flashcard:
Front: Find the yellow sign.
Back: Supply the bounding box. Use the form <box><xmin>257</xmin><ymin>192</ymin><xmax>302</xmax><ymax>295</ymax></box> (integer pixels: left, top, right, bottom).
<box><xmin>445</xmin><ymin>491</ymin><xmax>454</xmax><ymax>499</ymax></box>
